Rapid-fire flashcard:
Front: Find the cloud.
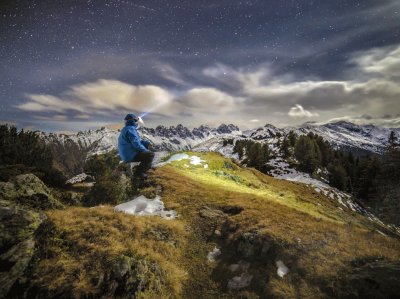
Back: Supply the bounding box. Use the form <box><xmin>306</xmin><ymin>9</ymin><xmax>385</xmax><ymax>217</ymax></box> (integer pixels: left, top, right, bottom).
<box><xmin>200</xmin><ymin>45</ymin><xmax>400</xmax><ymax>126</ymax></box>
<box><xmin>18</xmin><ymin>95</ymin><xmax>76</xmax><ymax>113</ymax></box>
<box><xmin>155</xmin><ymin>63</ymin><xmax>187</xmax><ymax>85</ymax></box>
<box><xmin>33</xmin><ymin>115</ymin><xmax>69</xmax><ymax>121</ymax></box>
<box><xmin>288</xmin><ymin>104</ymin><xmax>319</xmax><ymax>118</ymax></box>
<box><xmin>17</xmin><ymin>79</ymin><xmax>175</xmax><ymax>118</ymax></box>
<box><xmin>182</xmin><ymin>87</ymin><xmax>241</xmax><ymax>112</ymax></box>
<box><xmin>352</xmin><ymin>46</ymin><xmax>400</xmax><ymax>78</ymax></box>
<box><xmin>15</xmin><ymin>43</ymin><xmax>400</xmax><ymax>130</ymax></box>
<box><xmin>322</xmin><ymin>115</ymin><xmax>400</xmax><ymax>128</ymax></box>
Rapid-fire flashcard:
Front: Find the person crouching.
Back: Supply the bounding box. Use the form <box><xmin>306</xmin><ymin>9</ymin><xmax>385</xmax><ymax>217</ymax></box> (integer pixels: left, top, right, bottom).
<box><xmin>118</xmin><ymin>113</ymin><xmax>154</xmax><ymax>179</ymax></box>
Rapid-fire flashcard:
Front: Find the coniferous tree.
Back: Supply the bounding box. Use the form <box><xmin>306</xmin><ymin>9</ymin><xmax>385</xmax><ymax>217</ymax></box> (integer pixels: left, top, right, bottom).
<box><xmin>328</xmin><ymin>160</ymin><xmax>348</xmax><ymax>189</ymax></box>
<box><xmin>294</xmin><ymin>135</ymin><xmax>321</xmax><ymax>173</ymax></box>
<box><xmin>280</xmin><ymin>137</ymin><xmax>291</xmax><ymax>158</ymax></box>
<box><xmin>287</xmin><ymin>131</ymin><xmax>297</xmax><ymax>147</ymax></box>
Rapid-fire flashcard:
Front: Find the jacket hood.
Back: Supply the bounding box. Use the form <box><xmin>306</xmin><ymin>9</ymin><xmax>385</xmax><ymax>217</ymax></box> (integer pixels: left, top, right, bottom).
<box><xmin>125</xmin><ymin>119</ymin><xmax>138</xmax><ymax>127</ymax></box>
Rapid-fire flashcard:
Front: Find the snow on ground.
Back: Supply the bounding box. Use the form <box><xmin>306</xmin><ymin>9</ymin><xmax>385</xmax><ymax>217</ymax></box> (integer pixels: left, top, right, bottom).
<box><xmin>268</xmin><ymin>158</ymin><xmax>362</xmax><ymax>213</ymax></box>
<box><xmin>114</xmin><ymin>195</ymin><xmax>177</xmax><ymax>219</ymax></box>
<box><xmin>207</xmin><ymin>246</ymin><xmax>221</xmax><ymax>262</ymax></box>
<box><xmin>276</xmin><ymin>260</ymin><xmax>289</xmax><ymax>278</ymax></box>
<box><xmin>268</xmin><ymin>158</ymin><xmax>400</xmax><ymax>235</ymax></box>
<box><xmin>65</xmin><ymin>173</ymin><xmax>94</xmax><ymax>185</ymax></box>
<box><xmin>193</xmin><ymin>136</ymin><xmax>240</xmax><ymax>160</ymax></box>
<box><xmin>155</xmin><ymin>153</ymin><xmax>207</xmax><ymax>168</ymax></box>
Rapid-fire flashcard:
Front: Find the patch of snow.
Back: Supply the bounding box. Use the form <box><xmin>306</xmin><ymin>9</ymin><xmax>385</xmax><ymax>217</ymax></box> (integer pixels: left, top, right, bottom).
<box><xmin>166</xmin><ymin>153</ymin><xmax>190</xmax><ymax>162</ymax></box>
<box><xmin>65</xmin><ymin>173</ymin><xmax>94</xmax><ymax>185</ymax></box>
<box><xmin>227</xmin><ymin>273</ymin><xmax>253</xmax><ymax>290</ymax></box>
<box><xmin>155</xmin><ymin>153</ymin><xmax>207</xmax><ymax>167</ymax></box>
<box><xmin>268</xmin><ymin>158</ymin><xmax>364</xmax><ymax>214</ymax></box>
<box><xmin>114</xmin><ymin>195</ymin><xmax>177</xmax><ymax>219</ymax></box>
<box><xmin>276</xmin><ymin>260</ymin><xmax>289</xmax><ymax>278</ymax></box>
<box><xmin>190</xmin><ymin>155</ymin><xmax>205</xmax><ymax>165</ymax></box>
<box><xmin>207</xmin><ymin>246</ymin><xmax>221</xmax><ymax>262</ymax></box>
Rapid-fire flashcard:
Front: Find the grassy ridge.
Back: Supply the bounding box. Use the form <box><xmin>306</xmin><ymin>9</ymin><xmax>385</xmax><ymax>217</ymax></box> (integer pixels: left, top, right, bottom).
<box><xmin>29</xmin><ymin>151</ymin><xmax>400</xmax><ymax>298</ymax></box>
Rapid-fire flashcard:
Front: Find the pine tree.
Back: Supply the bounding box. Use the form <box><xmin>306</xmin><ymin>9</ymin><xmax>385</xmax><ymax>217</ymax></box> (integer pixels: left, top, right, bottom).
<box><xmin>294</xmin><ymin>135</ymin><xmax>321</xmax><ymax>173</ymax></box>
<box><xmin>328</xmin><ymin>161</ymin><xmax>348</xmax><ymax>189</ymax></box>
<box><xmin>233</xmin><ymin>140</ymin><xmax>244</xmax><ymax>159</ymax></box>
<box><xmin>287</xmin><ymin>131</ymin><xmax>297</xmax><ymax>147</ymax></box>
<box><xmin>387</xmin><ymin>131</ymin><xmax>399</xmax><ymax>152</ymax></box>
<box><xmin>280</xmin><ymin>137</ymin><xmax>291</xmax><ymax>158</ymax></box>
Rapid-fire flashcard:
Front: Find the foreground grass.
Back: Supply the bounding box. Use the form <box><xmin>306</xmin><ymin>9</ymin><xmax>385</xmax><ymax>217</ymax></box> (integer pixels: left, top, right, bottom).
<box><xmin>28</xmin><ymin>151</ymin><xmax>400</xmax><ymax>298</ymax></box>
<box><xmin>154</xmin><ymin>152</ymin><xmax>400</xmax><ymax>298</ymax></box>
<box><xmin>30</xmin><ymin>207</ymin><xmax>188</xmax><ymax>298</ymax></box>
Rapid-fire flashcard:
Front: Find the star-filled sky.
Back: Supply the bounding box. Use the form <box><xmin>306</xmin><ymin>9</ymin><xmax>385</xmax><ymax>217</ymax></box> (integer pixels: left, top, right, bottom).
<box><xmin>1</xmin><ymin>0</ymin><xmax>400</xmax><ymax>132</ymax></box>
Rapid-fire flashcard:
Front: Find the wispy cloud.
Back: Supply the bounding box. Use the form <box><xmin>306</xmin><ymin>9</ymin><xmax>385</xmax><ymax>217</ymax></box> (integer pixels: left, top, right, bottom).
<box><xmin>15</xmin><ymin>43</ymin><xmax>400</xmax><ymax>129</ymax></box>
<box><xmin>288</xmin><ymin>104</ymin><xmax>319</xmax><ymax>118</ymax></box>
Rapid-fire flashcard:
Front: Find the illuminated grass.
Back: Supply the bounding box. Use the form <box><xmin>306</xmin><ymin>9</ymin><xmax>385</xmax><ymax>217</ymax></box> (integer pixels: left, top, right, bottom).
<box><xmin>164</xmin><ymin>152</ymin><xmax>348</xmax><ymax>223</ymax></box>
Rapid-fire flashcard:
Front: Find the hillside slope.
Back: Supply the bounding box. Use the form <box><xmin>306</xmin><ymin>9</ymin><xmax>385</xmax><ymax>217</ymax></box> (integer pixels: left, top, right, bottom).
<box><xmin>8</xmin><ymin>152</ymin><xmax>400</xmax><ymax>299</ymax></box>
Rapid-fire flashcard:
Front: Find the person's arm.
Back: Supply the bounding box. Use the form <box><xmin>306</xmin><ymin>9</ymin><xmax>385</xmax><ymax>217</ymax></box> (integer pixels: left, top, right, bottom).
<box><xmin>141</xmin><ymin>139</ymin><xmax>150</xmax><ymax>148</ymax></box>
<box><xmin>126</xmin><ymin>128</ymin><xmax>148</xmax><ymax>152</ymax></box>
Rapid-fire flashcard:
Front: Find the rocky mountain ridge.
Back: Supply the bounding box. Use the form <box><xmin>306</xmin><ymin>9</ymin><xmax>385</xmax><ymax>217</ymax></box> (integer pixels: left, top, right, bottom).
<box><xmin>248</xmin><ymin>121</ymin><xmax>400</xmax><ymax>155</ymax></box>
<box><xmin>39</xmin><ymin>123</ymin><xmax>241</xmax><ymax>176</ymax></box>
<box><xmin>39</xmin><ymin>121</ymin><xmax>399</xmax><ymax>177</ymax></box>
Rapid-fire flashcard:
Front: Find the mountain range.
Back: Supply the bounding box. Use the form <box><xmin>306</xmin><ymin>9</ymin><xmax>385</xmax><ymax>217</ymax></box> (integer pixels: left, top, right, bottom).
<box><xmin>39</xmin><ymin>121</ymin><xmax>399</xmax><ymax>177</ymax></box>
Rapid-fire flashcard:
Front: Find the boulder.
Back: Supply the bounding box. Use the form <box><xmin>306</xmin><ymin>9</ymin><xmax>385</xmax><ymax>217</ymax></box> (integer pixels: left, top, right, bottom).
<box><xmin>0</xmin><ymin>200</ymin><xmax>46</xmax><ymax>297</ymax></box>
<box><xmin>0</xmin><ymin>174</ymin><xmax>62</xmax><ymax>210</ymax></box>
<box><xmin>332</xmin><ymin>260</ymin><xmax>400</xmax><ymax>299</ymax></box>
<box><xmin>198</xmin><ymin>207</ymin><xmax>228</xmax><ymax>239</ymax></box>
<box><xmin>236</xmin><ymin>231</ymin><xmax>272</xmax><ymax>258</ymax></box>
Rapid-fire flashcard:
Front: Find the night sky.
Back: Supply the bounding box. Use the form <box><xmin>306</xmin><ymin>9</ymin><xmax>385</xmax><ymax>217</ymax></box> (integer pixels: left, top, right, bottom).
<box><xmin>1</xmin><ymin>0</ymin><xmax>399</xmax><ymax>132</ymax></box>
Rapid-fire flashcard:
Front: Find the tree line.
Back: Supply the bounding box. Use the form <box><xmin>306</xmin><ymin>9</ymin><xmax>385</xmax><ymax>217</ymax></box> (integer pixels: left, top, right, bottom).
<box><xmin>0</xmin><ymin>124</ymin><xmax>65</xmax><ymax>186</ymax></box>
<box><xmin>229</xmin><ymin>130</ymin><xmax>400</xmax><ymax>223</ymax></box>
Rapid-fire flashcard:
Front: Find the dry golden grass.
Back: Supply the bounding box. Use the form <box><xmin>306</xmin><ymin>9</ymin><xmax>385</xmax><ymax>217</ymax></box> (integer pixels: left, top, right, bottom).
<box><xmin>33</xmin><ymin>206</ymin><xmax>188</xmax><ymax>298</ymax></box>
<box><xmin>32</xmin><ymin>151</ymin><xmax>400</xmax><ymax>298</ymax></box>
<box><xmin>151</xmin><ymin>152</ymin><xmax>400</xmax><ymax>298</ymax></box>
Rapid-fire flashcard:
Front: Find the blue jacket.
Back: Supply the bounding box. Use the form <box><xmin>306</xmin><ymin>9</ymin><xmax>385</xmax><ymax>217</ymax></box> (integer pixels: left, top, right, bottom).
<box><xmin>118</xmin><ymin>121</ymin><xmax>150</xmax><ymax>162</ymax></box>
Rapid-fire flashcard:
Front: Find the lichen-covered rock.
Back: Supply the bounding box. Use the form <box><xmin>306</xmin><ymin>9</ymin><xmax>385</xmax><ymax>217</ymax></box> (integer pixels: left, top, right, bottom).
<box><xmin>331</xmin><ymin>260</ymin><xmax>400</xmax><ymax>299</ymax></box>
<box><xmin>0</xmin><ymin>174</ymin><xmax>62</xmax><ymax>210</ymax></box>
<box><xmin>198</xmin><ymin>206</ymin><xmax>228</xmax><ymax>239</ymax></box>
<box><xmin>236</xmin><ymin>231</ymin><xmax>272</xmax><ymax>258</ymax></box>
<box><xmin>0</xmin><ymin>200</ymin><xmax>46</xmax><ymax>298</ymax></box>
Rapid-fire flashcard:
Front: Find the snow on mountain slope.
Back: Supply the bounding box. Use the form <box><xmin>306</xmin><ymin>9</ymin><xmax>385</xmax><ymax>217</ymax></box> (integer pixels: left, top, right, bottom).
<box><xmin>295</xmin><ymin>121</ymin><xmax>399</xmax><ymax>154</ymax></box>
<box><xmin>40</xmin><ymin>124</ymin><xmax>241</xmax><ymax>160</ymax></box>
<box><xmin>243</xmin><ymin>121</ymin><xmax>399</xmax><ymax>155</ymax></box>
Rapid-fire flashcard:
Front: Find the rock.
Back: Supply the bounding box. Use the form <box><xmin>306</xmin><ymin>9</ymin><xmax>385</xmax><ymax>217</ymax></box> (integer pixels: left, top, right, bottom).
<box><xmin>0</xmin><ymin>174</ymin><xmax>62</xmax><ymax>210</ymax></box>
<box><xmin>229</xmin><ymin>261</ymin><xmax>250</xmax><ymax>273</ymax></box>
<box><xmin>207</xmin><ymin>246</ymin><xmax>221</xmax><ymax>262</ymax></box>
<box><xmin>276</xmin><ymin>260</ymin><xmax>289</xmax><ymax>278</ymax></box>
<box><xmin>236</xmin><ymin>231</ymin><xmax>272</xmax><ymax>258</ymax></box>
<box><xmin>332</xmin><ymin>260</ymin><xmax>400</xmax><ymax>299</ymax></box>
<box><xmin>198</xmin><ymin>206</ymin><xmax>228</xmax><ymax>239</ymax></box>
<box><xmin>0</xmin><ymin>199</ymin><xmax>46</xmax><ymax>297</ymax></box>
<box><xmin>214</xmin><ymin>229</ymin><xmax>222</xmax><ymax>237</ymax></box>
<box><xmin>227</xmin><ymin>272</ymin><xmax>253</xmax><ymax>290</ymax></box>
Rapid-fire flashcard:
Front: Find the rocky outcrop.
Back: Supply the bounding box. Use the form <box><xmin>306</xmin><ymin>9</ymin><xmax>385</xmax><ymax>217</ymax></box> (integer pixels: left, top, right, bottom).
<box><xmin>331</xmin><ymin>259</ymin><xmax>400</xmax><ymax>299</ymax></box>
<box><xmin>0</xmin><ymin>174</ymin><xmax>63</xmax><ymax>210</ymax></box>
<box><xmin>0</xmin><ymin>200</ymin><xmax>46</xmax><ymax>298</ymax></box>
